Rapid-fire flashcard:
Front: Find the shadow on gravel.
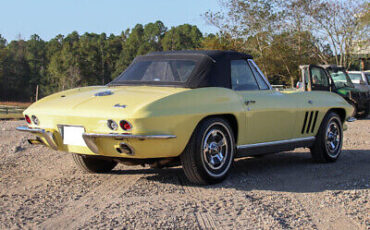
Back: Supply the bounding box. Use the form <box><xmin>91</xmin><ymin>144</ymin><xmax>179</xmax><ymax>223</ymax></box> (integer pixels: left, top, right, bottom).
<box><xmin>110</xmin><ymin>149</ymin><xmax>370</xmax><ymax>193</ymax></box>
<box><xmin>356</xmin><ymin>115</ymin><xmax>370</xmax><ymax>120</ymax></box>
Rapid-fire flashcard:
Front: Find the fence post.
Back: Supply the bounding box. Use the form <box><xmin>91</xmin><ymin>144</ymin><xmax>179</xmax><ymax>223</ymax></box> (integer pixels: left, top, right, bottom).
<box><xmin>36</xmin><ymin>85</ymin><xmax>39</xmax><ymax>101</ymax></box>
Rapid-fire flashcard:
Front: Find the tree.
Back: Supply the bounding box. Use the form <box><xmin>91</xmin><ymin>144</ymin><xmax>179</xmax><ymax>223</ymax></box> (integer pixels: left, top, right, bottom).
<box><xmin>3</xmin><ymin>39</ymin><xmax>31</xmax><ymax>100</ymax></box>
<box><xmin>113</xmin><ymin>21</ymin><xmax>168</xmax><ymax>77</ymax></box>
<box><xmin>203</xmin><ymin>0</ymin><xmax>368</xmax><ymax>85</ymax></box>
<box><xmin>288</xmin><ymin>0</ymin><xmax>369</xmax><ymax>68</ymax></box>
<box><xmin>204</xmin><ymin>0</ymin><xmax>284</xmax><ymax>75</ymax></box>
<box><xmin>162</xmin><ymin>24</ymin><xmax>202</xmax><ymax>51</ymax></box>
<box><xmin>25</xmin><ymin>34</ymin><xmax>47</xmax><ymax>99</ymax></box>
<box><xmin>263</xmin><ymin>31</ymin><xmax>322</xmax><ymax>86</ymax></box>
<box><xmin>0</xmin><ymin>34</ymin><xmax>6</xmax><ymax>48</ymax></box>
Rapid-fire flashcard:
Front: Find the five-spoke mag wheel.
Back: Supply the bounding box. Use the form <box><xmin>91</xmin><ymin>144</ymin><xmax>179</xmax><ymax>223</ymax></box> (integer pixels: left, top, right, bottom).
<box><xmin>181</xmin><ymin>118</ymin><xmax>235</xmax><ymax>184</ymax></box>
<box><xmin>311</xmin><ymin>112</ymin><xmax>343</xmax><ymax>163</ymax></box>
<box><xmin>203</xmin><ymin>128</ymin><xmax>229</xmax><ymax>171</ymax></box>
<box><xmin>325</xmin><ymin>121</ymin><xmax>341</xmax><ymax>157</ymax></box>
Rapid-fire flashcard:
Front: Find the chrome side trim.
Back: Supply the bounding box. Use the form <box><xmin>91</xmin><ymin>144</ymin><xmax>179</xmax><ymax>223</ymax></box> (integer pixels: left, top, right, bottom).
<box><xmin>237</xmin><ymin>136</ymin><xmax>315</xmax><ymax>150</ymax></box>
<box><xmin>82</xmin><ymin>133</ymin><xmax>176</xmax><ymax>140</ymax></box>
<box><xmin>346</xmin><ymin>117</ymin><xmax>356</xmax><ymax>122</ymax></box>
<box><xmin>248</xmin><ymin>59</ymin><xmax>273</xmax><ymax>90</ymax></box>
<box><xmin>16</xmin><ymin>126</ymin><xmax>58</xmax><ymax>150</ymax></box>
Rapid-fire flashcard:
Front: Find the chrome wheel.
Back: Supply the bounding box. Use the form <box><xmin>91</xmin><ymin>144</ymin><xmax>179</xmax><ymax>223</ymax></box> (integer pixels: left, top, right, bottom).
<box><xmin>203</xmin><ymin>129</ymin><xmax>228</xmax><ymax>170</ymax></box>
<box><xmin>325</xmin><ymin>121</ymin><xmax>341</xmax><ymax>157</ymax></box>
<box><xmin>200</xmin><ymin>121</ymin><xmax>234</xmax><ymax>178</ymax></box>
<box><xmin>310</xmin><ymin>112</ymin><xmax>343</xmax><ymax>163</ymax></box>
<box><xmin>181</xmin><ymin>118</ymin><xmax>235</xmax><ymax>184</ymax></box>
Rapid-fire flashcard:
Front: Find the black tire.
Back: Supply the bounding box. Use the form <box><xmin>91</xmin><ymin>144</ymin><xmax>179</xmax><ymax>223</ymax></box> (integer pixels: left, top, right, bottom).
<box><xmin>364</xmin><ymin>107</ymin><xmax>369</xmax><ymax>118</ymax></box>
<box><xmin>180</xmin><ymin>117</ymin><xmax>235</xmax><ymax>185</ymax></box>
<box><xmin>72</xmin><ymin>154</ymin><xmax>117</xmax><ymax>173</ymax></box>
<box><xmin>358</xmin><ymin>104</ymin><xmax>369</xmax><ymax>119</ymax></box>
<box><xmin>310</xmin><ymin>112</ymin><xmax>343</xmax><ymax>163</ymax></box>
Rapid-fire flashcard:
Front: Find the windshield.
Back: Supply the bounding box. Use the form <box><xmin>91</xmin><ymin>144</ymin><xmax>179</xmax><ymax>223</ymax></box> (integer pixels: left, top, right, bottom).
<box><xmin>348</xmin><ymin>73</ymin><xmax>362</xmax><ymax>83</ymax></box>
<box><xmin>328</xmin><ymin>70</ymin><xmax>354</xmax><ymax>88</ymax></box>
<box><xmin>365</xmin><ymin>73</ymin><xmax>370</xmax><ymax>84</ymax></box>
<box><xmin>110</xmin><ymin>60</ymin><xmax>196</xmax><ymax>85</ymax></box>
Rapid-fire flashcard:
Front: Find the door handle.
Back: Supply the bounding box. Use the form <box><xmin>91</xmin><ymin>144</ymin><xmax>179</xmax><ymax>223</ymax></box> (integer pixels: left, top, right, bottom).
<box><xmin>308</xmin><ymin>100</ymin><xmax>313</xmax><ymax>104</ymax></box>
<box><xmin>245</xmin><ymin>100</ymin><xmax>256</xmax><ymax>106</ymax></box>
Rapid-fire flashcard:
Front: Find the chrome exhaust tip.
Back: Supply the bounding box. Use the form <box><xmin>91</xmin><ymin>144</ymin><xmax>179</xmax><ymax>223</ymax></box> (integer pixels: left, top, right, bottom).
<box><xmin>27</xmin><ymin>138</ymin><xmax>44</xmax><ymax>145</ymax></box>
<box><xmin>116</xmin><ymin>143</ymin><xmax>135</xmax><ymax>155</ymax></box>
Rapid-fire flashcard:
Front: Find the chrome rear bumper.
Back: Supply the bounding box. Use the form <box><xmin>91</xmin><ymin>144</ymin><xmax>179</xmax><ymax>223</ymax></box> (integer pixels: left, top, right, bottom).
<box><xmin>16</xmin><ymin>126</ymin><xmax>58</xmax><ymax>150</ymax></box>
<box><xmin>82</xmin><ymin>133</ymin><xmax>176</xmax><ymax>140</ymax></box>
<box><xmin>82</xmin><ymin>133</ymin><xmax>176</xmax><ymax>154</ymax></box>
<box><xmin>16</xmin><ymin>126</ymin><xmax>176</xmax><ymax>154</ymax></box>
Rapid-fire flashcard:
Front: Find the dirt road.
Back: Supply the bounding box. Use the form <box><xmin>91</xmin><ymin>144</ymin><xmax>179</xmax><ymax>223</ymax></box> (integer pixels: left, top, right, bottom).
<box><xmin>0</xmin><ymin>119</ymin><xmax>369</xmax><ymax>229</ymax></box>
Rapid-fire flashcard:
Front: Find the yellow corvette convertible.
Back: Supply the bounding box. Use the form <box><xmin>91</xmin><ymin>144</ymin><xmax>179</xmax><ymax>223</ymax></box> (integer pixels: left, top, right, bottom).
<box><xmin>17</xmin><ymin>50</ymin><xmax>354</xmax><ymax>184</ymax></box>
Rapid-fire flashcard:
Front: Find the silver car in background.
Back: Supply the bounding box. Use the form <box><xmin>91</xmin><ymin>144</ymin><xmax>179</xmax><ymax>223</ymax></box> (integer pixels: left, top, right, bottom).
<box><xmin>348</xmin><ymin>71</ymin><xmax>370</xmax><ymax>92</ymax></box>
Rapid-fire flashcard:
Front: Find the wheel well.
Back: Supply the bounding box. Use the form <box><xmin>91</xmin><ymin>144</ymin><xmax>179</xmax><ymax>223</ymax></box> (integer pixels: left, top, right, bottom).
<box><xmin>199</xmin><ymin>114</ymin><xmax>238</xmax><ymax>143</ymax></box>
<box><xmin>327</xmin><ymin>108</ymin><xmax>346</xmax><ymax>123</ymax></box>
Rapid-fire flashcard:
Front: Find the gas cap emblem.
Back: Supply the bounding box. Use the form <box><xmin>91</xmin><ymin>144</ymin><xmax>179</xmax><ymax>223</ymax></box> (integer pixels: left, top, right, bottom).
<box><xmin>94</xmin><ymin>90</ymin><xmax>114</xmax><ymax>96</ymax></box>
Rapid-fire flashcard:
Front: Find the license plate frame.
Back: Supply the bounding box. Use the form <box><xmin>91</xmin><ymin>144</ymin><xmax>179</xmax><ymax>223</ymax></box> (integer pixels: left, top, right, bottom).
<box><xmin>61</xmin><ymin>125</ymin><xmax>87</xmax><ymax>147</ymax></box>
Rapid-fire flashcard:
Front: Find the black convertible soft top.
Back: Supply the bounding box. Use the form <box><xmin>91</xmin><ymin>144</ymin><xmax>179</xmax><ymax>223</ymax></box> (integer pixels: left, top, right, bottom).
<box><xmin>109</xmin><ymin>50</ymin><xmax>254</xmax><ymax>89</ymax></box>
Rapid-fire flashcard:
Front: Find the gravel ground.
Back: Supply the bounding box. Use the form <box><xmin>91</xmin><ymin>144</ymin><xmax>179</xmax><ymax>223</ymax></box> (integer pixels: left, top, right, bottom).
<box><xmin>0</xmin><ymin>119</ymin><xmax>369</xmax><ymax>229</ymax></box>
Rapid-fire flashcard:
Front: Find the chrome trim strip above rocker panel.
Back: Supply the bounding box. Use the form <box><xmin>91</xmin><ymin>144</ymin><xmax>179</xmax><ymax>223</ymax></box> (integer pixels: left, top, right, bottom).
<box><xmin>237</xmin><ymin>136</ymin><xmax>315</xmax><ymax>150</ymax></box>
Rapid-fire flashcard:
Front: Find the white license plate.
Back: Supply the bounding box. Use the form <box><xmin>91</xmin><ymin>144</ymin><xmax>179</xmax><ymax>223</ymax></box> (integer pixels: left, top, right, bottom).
<box><xmin>62</xmin><ymin>126</ymin><xmax>87</xmax><ymax>147</ymax></box>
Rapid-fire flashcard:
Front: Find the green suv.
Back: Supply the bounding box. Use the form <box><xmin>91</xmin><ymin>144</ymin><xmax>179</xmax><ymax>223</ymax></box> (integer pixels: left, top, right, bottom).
<box><xmin>298</xmin><ymin>65</ymin><xmax>370</xmax><ymax>118</ymax></box>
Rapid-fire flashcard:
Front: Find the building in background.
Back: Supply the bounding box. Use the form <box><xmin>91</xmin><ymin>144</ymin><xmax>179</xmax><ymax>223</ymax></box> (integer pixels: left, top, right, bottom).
<box><xmin>352</xmin><ymin>39</ymin><xmax>369</xmax><ymax>70</ymax></box>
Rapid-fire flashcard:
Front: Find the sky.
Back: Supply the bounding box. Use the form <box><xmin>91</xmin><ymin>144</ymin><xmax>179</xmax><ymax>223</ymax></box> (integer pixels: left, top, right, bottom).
<box><xmin>0</xmin><ymin>0</ymin><xmax>222</xmax><ymax>42</ymax></box>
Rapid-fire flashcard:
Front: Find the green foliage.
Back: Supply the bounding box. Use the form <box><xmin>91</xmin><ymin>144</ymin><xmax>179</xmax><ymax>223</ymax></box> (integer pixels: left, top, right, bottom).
<box><xmin>0</xmin><ymin>35</ymin><xmax>6</xmax><ymax>48</ymax></box>
<box><xmin>203</xmin><ymin>0</ymin><xmax>368</xmax><ymax>86</ymax></box>
<box><xmin>0</xmin><ymin>21</ymin><xmax>204</xmax><ymax>101</ymax></box>
<box><xmin>2</xmin><ymin>1</ymin><xmax>366</xmax><ymax>102</ymax></box>
<box><xmin>162</xmin><ymin>24</ymin><xmax>202</xmax><ymax>51</ymax></box>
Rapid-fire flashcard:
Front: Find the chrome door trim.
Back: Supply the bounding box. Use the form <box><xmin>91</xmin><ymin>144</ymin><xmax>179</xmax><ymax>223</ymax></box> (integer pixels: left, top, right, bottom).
<box><xmin>237</xmin><ymin>136</ymin><xmax>315</xmax><ymax>150</ymax></box>
<box><xmin>248</xmin><ymin>59</ymin><xmax>272</xmax><ymax>90</ymax></box>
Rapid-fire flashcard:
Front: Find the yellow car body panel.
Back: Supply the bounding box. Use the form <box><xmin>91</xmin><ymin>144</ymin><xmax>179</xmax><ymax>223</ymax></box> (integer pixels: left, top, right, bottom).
<box><xmin>23</xmin><ymin>84</ymin><xmax>353</xmax><ymax>159</ymax></box>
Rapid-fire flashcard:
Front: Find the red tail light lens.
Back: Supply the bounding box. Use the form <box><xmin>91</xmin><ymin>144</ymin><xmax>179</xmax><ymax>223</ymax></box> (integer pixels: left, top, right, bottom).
<box><xmin>25</xmin><ymin>115</ymin><xmax>31</xmax><ymax>124</ymax></box>
<box><xmin>120</xmin><ymin>120</ymin><xmax>132</xmax><ymax>131</ymax></box>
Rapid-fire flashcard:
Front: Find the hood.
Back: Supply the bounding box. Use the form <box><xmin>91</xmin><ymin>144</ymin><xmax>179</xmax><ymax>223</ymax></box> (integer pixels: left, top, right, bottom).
<box><xmin>336</xmin><ymin>87</ymin><xmax>362</xmax><ymax>96</ymax></box>
<box><xmin>25</xmin><ymin>85</ymin><xmax>189</xmax><ymax>117</ymax></box>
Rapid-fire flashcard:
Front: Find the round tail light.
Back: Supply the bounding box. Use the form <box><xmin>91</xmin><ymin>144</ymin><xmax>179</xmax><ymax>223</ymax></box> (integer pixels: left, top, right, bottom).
<box><xmin>120</xmin><ymin>120</ymin><xmax>132</xmax><ymax>131</ymax></box>
<box><xmin>31</xmin><ymin>115</ymin><xmax>39</xmax><ymax>125</ymax></box>
<box><xmin>25</xmin><ymin>115</ymin><xmax>31</xmax><ymax>124</ymax></box>
<box><xmin>107</xmin><ymin>119</ymin><xmax>118</xmax><ymax>130</ymax></box>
